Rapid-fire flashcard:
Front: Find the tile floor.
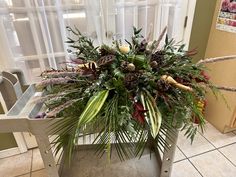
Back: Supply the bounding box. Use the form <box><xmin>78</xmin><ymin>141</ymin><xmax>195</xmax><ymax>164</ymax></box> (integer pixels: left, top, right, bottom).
<box><xmin>172</xmin><ymin>123</ymin><xmax>236</xmax><ymax>177</ymax></box>
<box><xmin>0</xmin><ymin>122</ymin><xmax>236</xmax><ymax>177</ymax></box>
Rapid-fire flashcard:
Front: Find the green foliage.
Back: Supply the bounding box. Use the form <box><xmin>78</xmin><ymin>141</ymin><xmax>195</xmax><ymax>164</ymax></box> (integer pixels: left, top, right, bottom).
<box><xmin>140</xmin><ymin>90</ymin><xmax>162</xmax><ymax>138</ymax></box>
<box><xmin>66</xmin><ymin>26</ymin><xmax>99</xmax><ymax>61</ymax></box>
<box><xmin>39</xmin><ymin>26</ymin><xmax>219</xmax><ymax>164</ymax></box>
<box><xmin>77</xmin><ymin>90</ymin><xmax>109</xmax><ymax>127</ymax></box>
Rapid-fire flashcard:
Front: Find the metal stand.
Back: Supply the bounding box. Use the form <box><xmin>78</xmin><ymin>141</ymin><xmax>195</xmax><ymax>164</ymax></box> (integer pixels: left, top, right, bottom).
<box><xmin>0</xmin><ymin>69</ymin><xmax>178</xmax><ymax>177</ymax></box>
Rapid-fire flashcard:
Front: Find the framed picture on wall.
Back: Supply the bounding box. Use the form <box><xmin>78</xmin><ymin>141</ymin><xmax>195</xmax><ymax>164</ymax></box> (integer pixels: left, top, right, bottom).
<box><xmin>216</xmin><ymin>0</ymin><xmax>236</xmax><ymax>33</ymax></box>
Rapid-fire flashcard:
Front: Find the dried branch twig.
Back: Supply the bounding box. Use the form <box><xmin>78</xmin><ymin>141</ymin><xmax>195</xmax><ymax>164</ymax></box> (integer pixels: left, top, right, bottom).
<box><xmin>197</xmin><ymin>55</ymin><xmax>236</xmax><ymax>65</ymax></box>
<box><xmin>215</xmin><ymin>86</ymin><xmax>236</xmax><ymax>92</ymax></box>
<box><xmin>154</xmin><ymin>26</ymin><xmax>167</xmax><ymax>52</ymax></box>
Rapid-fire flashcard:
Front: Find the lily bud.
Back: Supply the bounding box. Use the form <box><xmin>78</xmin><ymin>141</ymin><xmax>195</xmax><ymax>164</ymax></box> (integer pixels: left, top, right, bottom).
<box><xmin>161</xmin><ymin>75</ymin><xmax>193</xmax><ymax>92</ymax></box>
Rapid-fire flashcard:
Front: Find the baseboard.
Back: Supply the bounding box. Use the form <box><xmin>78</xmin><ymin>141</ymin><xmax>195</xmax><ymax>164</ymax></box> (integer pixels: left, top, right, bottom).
<box><xmin>0</xmin><ymin>147</ymin><xmax>21</xmax><ymax>159</ymax></box>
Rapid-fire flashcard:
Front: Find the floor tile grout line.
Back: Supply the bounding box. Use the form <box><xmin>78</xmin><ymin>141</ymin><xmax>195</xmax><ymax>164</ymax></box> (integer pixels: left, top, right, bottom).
<box><xmin>176</xmin><ymin>142</ymin><xmax>210</xmax><ymax>176</ymax></box>
<box><xmin>14</xmin><ymin>172</ymin><xmax>30</xmax><ymax>177</ymax></box>
<box><xmin>31</xmin><ymin>167</ymin><xmax>45</xmax><ymax>173</ymax></box>
<box><xmin>187</xmin><ymin>158</ymin><xmax>204</xmax><ymax>177</ymax></box>
<box><xmin>173</xmin><ymin>158</ymin><xmax>187</xmax><ymax>163</ymax></box>
<box><xmin>30</xmin><ymin>150</ymin><xmax>33</xmax><ymax>177</ymax></box>
<box><xmin>182</xmin><ymin>148</ymin><xmax>216</xmax><ymax>159</ymax></box>
<box><xmin>215</xmin><ymin>141</ymin><xmax>236</xmax><ymax>149</ymax></box>
<box><xmin>0</xmin><ymin>151</ymin><xmax>28</xmax><ymax>160</ymax></box>
<box><xmin>199</xmin><ymin>131</ymin><xmax>236</xmax><ymax>167</ymax></box>
<box><xmin>176</xmin><ymin>145</ymin><xmax>189</xmax><ymax>159</ymax></box>
<box><xmin>32</xmin><ymin>168</ymin><xmax>45</xmax><ymax>172</ymax></box>
<box><xmin>217</xmin><ymin>149</ymin><xmax>236</xmax><ymax>167</ymax></box>
<box><xmin>177</xmin><ymin>131</ymin><xmax>216</xmax><ymax>159</ymax></box>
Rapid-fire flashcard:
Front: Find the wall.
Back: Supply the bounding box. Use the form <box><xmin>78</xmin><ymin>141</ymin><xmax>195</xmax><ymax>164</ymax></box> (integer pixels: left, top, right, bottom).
<box><xmin>188</xmin><ymin>0</ymin><xmax>217</xmax><ymax>62</ymax></box>
<box><xmin>0</xmin><ymin>105</ymin><xmax>17</xmax><ymax>150</ymax></box>
<box><xmin>205</xmin><ymin>0</ymin><xmax>236</xmax><ymax>57</ymax></box>
<box><xmin>204</xmin><ymin>0</ymin><xmax>236</xmax><ymax>132</ymax></box>
<box><xmin>0</xmin><ymin>134</ymin><xmax>17</xmax><ymax>151</ymax></box>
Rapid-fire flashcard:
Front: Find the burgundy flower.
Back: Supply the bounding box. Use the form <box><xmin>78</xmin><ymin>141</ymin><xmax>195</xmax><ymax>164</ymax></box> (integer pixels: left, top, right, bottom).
<box><xmin>201</xmin><ymin>71</ymin><xmax>210</xmax><ymax>81</ymax></box>
<box><xmin>132</xmin><ymin>102</ymin><xmax>147</xmax><ymax>124</ymax></box>
<box><xmin>195</xmin><ymin>71</ymin><xmax>210</xmax><ymax>83</ymax></box>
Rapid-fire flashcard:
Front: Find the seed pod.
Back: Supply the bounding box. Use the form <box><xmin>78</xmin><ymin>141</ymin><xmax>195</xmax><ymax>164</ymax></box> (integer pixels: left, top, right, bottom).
<box><xmin>97</xmin><ymin>55</ymin><xmax>115</xmax><ymax>67</ymax></box>
<box><xmin>150</xmin><ymin>61</ymin><xmax>158</xmax><ymax>69</ymax></box>
<box><xmin>161</xmin><ymin>75</ymin><xmax>193</xmax><ymax>92</ymax></box>
<box><xmin>127</xmin><ymin>63</ymin><xmax>136</xmax><ymax>71</ymax></box>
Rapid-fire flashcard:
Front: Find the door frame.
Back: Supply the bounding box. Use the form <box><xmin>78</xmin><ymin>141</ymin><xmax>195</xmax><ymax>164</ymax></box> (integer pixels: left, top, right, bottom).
<box><xmin>183</xmin><ymin>0</ymin><xmax>197</xmax><ymax>49</ymax></box>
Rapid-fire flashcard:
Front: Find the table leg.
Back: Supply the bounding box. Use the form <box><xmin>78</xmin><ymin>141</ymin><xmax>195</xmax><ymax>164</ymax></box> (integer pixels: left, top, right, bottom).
<box><xmin>35</xmin><ymin>134</ymin><xmax>60</xmax><ymax>177</ymax></box>
<box><xmin>160</xmin><ymin>130</ymin><xmax>179</xmax><ymax>177</ymax></box>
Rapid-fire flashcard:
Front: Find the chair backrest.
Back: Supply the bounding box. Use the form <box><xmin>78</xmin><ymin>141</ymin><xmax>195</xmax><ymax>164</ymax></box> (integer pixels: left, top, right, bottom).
<box><xmin>0</xmin><ymin>76</ymin><xmax>20</xmax><ymax>111</ymax></box>
<box><xmin>8</xmin><ymin>68</ymin><xmax>28</xmax><ymax>91</ymax></box>
<box><xmin>0</xmin><ymin>70</ymin><xmax>26</xmax><ymax>111</ymax></box>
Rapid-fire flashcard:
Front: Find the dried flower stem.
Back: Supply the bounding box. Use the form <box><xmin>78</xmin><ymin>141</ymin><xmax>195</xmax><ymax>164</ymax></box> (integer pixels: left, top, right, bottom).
<box><xmin>146</xmin><ymin>23</ymin><xmax>153</xmax><ymax>42</ymax></box>
<box><xmin>154</xmin><ymin>26</ymin><xmax>167</xmax><ymax>52</ymax></box>
<box><xmin>46</xmin><ymin>99</ymin><xmax>78</xmax><ymax>118</ymax></box>
<box><xmin>215</xmin><ymin>86</ymin><xmax>236</xmax><ymax>92</ymax></box>
<box><xmin>197</xmin><ymin>55</ymin><xmax>236</xmax><ymax>65</ymax></box>
<box><xmin>42</xmin><ymin>71</ymin><xmax>78</xmax><ymax>78</ymax></box>
<box><xmin>37</xmin><ymin>77</ymin><xmax>72</xmax><ymax>87</ymax></box>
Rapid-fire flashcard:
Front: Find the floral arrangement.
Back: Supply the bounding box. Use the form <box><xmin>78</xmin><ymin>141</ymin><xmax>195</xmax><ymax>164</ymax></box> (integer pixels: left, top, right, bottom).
<box><xmin>37</xmin><ymin>27</ymin><xmax>219</xmax><ymax>162</ymax></box>
<box><xmin>221</xmin><ymin>0</ymin><xmax>236</xmax><ymax>13</ymax></box>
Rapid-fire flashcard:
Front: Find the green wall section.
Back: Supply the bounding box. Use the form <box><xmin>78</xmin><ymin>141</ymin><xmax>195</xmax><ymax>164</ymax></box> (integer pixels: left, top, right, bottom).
<box><xmin>189</xmin><ymin>0</ymin><xmax>217</xmax><ymax>62</ymax></box>
<box><xmin>0</xmin><ymin>133</ymin><xmax>17</xmax><ymax>151</ymax></box>
<box><xmin>0</xmin><ymin>104</ymin><xmax>17</xmax><ymax>151</ymax></box>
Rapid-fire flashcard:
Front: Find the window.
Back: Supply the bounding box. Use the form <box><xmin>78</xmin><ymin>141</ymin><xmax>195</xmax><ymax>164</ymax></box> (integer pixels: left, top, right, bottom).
<box><xmin>0</xmin><ymin>0</ymin><xmax>185</xmax><ymax>83</ymax></box>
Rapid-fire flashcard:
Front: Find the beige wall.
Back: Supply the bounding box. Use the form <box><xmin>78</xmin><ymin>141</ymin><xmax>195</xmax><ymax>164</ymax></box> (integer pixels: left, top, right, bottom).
<box><xmin>205</xmin><ymin>0</ymin><xmax>236</xmax><ymax>58</ymax></box>
<box><xmin>189</xmin><ymin>0</ymin><xmax>217</xmax><ymax>62</ymax></box>
<box><xmin>204</xmin><ymin>0</ymin><xmax>236</xmax><ymax>132</ymax></box>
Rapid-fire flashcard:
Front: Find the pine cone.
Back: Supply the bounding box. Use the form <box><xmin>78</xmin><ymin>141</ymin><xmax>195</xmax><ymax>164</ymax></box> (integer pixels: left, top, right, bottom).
<box><xmin>121</xmin><ymin>61</ymin><xmax>136</xmax><ymax>72</ymax></box>
<box><xmin>99</xmin><ymin>45</ymin><xmax>116</xmax><ymax>56</ymax></box>
<box><xmin>151</xmin><ymin>50</ymin><xmax>165</xmax><ymax>67</ymax></box>
<box><xmin>137</xmin><ymin>39</ymin><xmax>148</xmax><ymax>53</ymax></box>
<box><xmin>97</xmin><ymin>55</ymin><xmax>115</xmax><ymax>67</ymax></box>
<box><xmin>121</xmin><ymin>61</ymin><xmax>129</xmax><ymax>69</ymax></box>
<box><xmin>156</xmin><ymin>79</ymin><xmax>171</xmax><ymax>92</ymax></box>
<box><xmin>124</xmin><ymin>73</ymin><xmax>140</xmax><ymax>89</ymax></box>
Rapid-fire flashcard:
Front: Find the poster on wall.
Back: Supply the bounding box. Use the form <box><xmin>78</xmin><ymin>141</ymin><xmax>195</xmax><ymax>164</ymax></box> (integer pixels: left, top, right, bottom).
<box><xmin>216</xmin><ymin>0</ymin><xmax>236</xmax><ymax>33</ymax></box>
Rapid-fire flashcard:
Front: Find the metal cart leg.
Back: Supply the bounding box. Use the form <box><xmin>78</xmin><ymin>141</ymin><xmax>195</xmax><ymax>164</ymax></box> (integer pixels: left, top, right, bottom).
<box><xmin>160</xmin><ymin>130</ymin><xmax>179</xmax><ymax>177</ymax></box>
<box><xmin>35</xmin><ymin>134</ymin><xmax>59</xmax><ymax>177</ymax></box>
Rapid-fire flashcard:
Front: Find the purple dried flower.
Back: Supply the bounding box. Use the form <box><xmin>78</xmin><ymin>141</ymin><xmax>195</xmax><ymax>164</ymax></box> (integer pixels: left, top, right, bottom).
<box><xmin>35</xmin><ymin>112</ymin><xmax>46</xmax><ymax>119</ymax></box>
<box><xmin>38</xmin><ymin>77</ymin><xmax>72</xmax><ymax>87</ymax></box>
<box><xmin>42</xmin><ymin>71</ymin><xmax>78</xmax><ymax>78</ymax></box>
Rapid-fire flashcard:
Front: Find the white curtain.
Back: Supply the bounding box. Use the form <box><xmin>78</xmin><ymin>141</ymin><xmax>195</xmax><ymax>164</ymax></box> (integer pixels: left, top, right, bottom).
<box><xmin>0</xmin><ymin>0</ymin><xmax>187</xmax><ymax>83</ymax></box>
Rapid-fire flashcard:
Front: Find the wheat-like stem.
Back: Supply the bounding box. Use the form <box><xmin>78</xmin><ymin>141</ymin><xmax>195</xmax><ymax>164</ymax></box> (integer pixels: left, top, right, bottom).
<box><xmin>197</xmin><ymin>55</ymin><xmax>236</xmax><ymax>65</ymax></box>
